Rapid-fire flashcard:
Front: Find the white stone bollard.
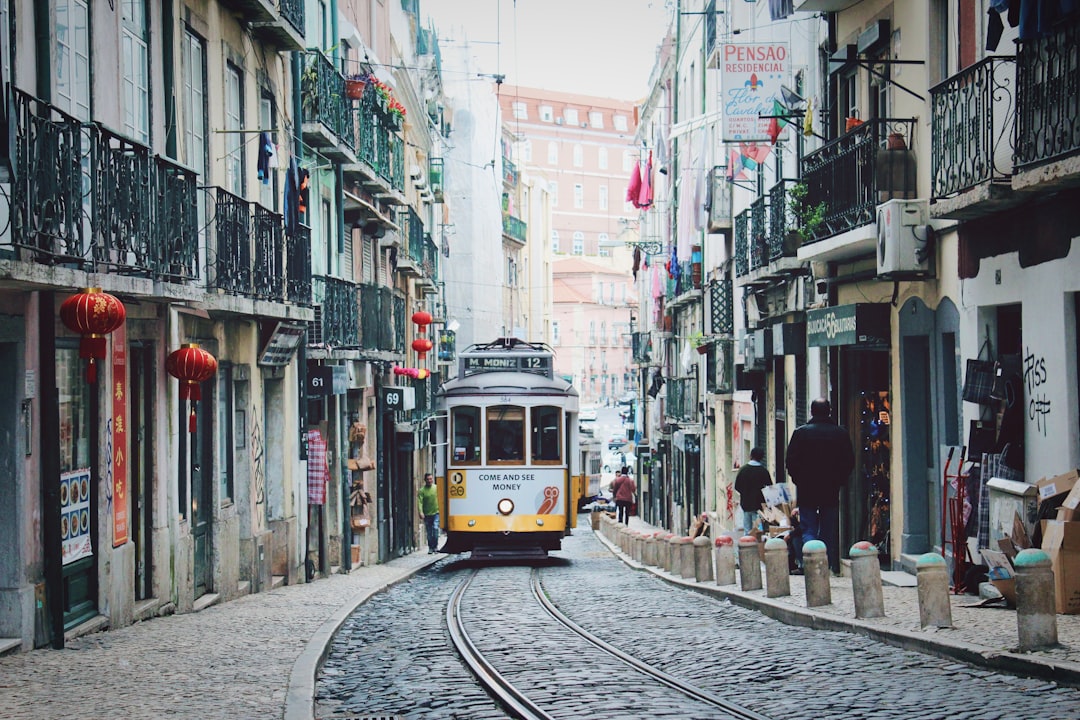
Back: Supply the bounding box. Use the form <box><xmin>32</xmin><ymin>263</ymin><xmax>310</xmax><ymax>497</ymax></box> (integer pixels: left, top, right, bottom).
<box><xmin>850</xmin><ymin>541</ymin><xmax>885</xmax><ymax>619</ymax></box>
<box><xmin>715</xmin><ymin>536</ymin><xmax>736</xmax><ymax>586</ymax></box>
<box><xmin>1014</xmin><ymin>548</ymin><xmax>1058</xmax><ymax>651</ymax></box>
<box><xmin>916</xmin><ymin>552</ymin><xmax>952</xmax><ymax>629</ymax></box>
<box><xmin>764</xmin><ymin>537</ymin><xmax>790</xmax><ymax>598</ymax></box>
<box><xmin>802</xmin><ymin>540</ymin><xmax>831</xmax><ymax>607</ymax></box>
<box><xmin>693</xmin><ymin>536</ymin><xmax>714</xmax><ymax>582</ymax></box>
<box><xmin>738</xmin><ymin>536</ymin><xmax>763</xmax><ymax>591</ymax></box>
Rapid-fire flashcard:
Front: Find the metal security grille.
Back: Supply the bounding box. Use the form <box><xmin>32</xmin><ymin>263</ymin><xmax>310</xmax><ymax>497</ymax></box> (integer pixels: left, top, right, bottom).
<box><xmin>709</xmin><ymin>277</ymin><xmax>733</xmax><ymax>336</ymax></box>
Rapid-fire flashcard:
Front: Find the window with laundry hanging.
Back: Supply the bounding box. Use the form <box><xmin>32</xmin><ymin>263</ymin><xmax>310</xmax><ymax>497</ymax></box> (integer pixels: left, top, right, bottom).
<box><xmin>259</xmin><ymin>95</ymin><xmax>278</xmax><ymax>212</ymax></box>
<box><xmin>225</xmin><ymin>62</ymin><xmax>245</xmax><ymax>196</ymax></box>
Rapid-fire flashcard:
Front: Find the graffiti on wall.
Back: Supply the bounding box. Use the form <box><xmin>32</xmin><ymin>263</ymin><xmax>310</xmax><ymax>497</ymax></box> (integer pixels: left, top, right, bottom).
<box><xmin>1023</xmin><ymin>347</ymin><xmax>1052</xmax><ymax>436</ymax></box>
<box><xmin>250</xmin><ymin>404</ymin><xmax>266</xmax><ymax>511</ymax></box>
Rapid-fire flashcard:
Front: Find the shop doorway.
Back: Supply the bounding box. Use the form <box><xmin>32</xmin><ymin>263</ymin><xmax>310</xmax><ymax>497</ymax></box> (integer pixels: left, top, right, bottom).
<box><xmin>187</xmin><ymin>395</ymin><xmax>213</xmax><ymax>598</ymax></box>
<box><xmin>129</xmin><ymin>344</ymin><xmax>154</xmax><ymax>601</ymax></box>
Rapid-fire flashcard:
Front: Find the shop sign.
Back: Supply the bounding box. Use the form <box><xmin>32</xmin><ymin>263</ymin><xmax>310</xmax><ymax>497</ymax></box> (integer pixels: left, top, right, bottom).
<box><xmin>111</xmin><ymin>324</ymin><xmax>128</xmax><ymax>547</ymax></box>
<box><xmin>807</xmin><ymin>304</ymin><xmax>890</xmax><ymax>348</ymax></box>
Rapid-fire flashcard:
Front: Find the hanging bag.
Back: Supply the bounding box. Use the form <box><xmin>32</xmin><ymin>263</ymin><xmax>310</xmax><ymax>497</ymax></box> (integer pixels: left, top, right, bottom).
<box><xmin>962</xmin><ymin>336</ymin><xmax>995</xmax><ymax>405</ymax></box>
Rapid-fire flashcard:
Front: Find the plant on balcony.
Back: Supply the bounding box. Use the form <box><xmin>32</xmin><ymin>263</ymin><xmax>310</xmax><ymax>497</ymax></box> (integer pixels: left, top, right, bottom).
<box><xmin>787</xmin><ymin>181</ymin><xmax>827</xmax><ymax>244</ymax></box>
<box><xmin>689</xmin><ymin>330</ymin><xmax>713</xmax><ymax>355</ymax></box>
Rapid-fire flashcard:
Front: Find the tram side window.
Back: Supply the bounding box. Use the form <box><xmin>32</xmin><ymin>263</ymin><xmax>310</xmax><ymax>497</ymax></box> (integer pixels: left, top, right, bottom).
<box><xmin>488</xmin><ymin>405</ymin><xmax>525</xmax><ymax>463</ymax></box>
<box><xmin>452</xmin><ymin>407</ymin><xmax>481</xmax><ymax>464</ymax></box>
<box><xmin>531</xmin><ymin>406</ymin><xmax>562</xmax><ymax>463</ymax></box>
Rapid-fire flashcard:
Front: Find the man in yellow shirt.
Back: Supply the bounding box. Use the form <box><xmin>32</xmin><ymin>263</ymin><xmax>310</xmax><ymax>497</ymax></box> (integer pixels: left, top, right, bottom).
<box><xmin>417</xmin><ymin>473</ymin><xmax>440</xmax><ymax>554</ymax></box>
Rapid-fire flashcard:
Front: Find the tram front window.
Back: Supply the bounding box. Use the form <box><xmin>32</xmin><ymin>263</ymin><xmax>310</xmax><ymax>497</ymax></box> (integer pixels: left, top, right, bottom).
<box><xmin>452</xmin><ymin>407</ymin><xmax>481</xmax><ymax>464</ymax></box>
<box><xmin>488</xmin><ymin>405</ymin><xmax>524</xmax><ymax>462</ymax></box>
<box><xmin>531</xmin><ymin>406</ymin><xmax>562</xmax><ymax>463</ymax></box>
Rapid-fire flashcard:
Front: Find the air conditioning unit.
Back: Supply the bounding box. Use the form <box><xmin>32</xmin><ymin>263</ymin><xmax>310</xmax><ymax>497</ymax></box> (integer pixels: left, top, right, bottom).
<box><xmin>876</xmin><ymin>199</ymin><xmax>932</xmax><ymax>278</ymax></box>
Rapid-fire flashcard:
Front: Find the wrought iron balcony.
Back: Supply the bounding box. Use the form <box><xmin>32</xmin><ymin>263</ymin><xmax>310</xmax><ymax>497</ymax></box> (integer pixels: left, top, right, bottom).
<box><xmin>1015</xmin><ymin>14</ymin><xmax>1080</xmax><ymax>179</ymax></box>
<box><xmin>310</xmin><ymin>275</ymin><xmax>360</xmax><ymax>348</ymax></box>
<box><xmin>348</xmin><ymin>88</ymin><xmax>406</xmax><ymax>200</ymax></box>
<box><xmin>359</xmin><ymin>283</ymin><xmax>405</xmax><ymax>352</ymax></box>
<box><xmin>631</xmin><ymin>331</ymin><xmax>651</xmax><ymax>364</ymax></box>
<box><xmin>396</xmin><ymin>208</ymin><xmax>424</xmax><ymax>276</ymax></box>
<box><xmin>502</xmin><ymin>213</ymin><xmax>527</xmax><ymax>243</ymax></box>
<box><xmin>218</xmin><ymin>0</ymin><xmax>304</xmax><ymax>50</ymax></box>
<box><xmin>734</xmin><ymin>210</ymin><xmax>749</xmax><ymax>277</ymax></box>
<box><xmin>502</xmin><ymin>156</ymin><xmax>519</xmax><ymax>187</ymax></box>
<box><xmin>930</xmin><ymin>56</ymin><xmax>1016</xmax><ymax>207</ymax></box>
<box><xmin>420</xmin><ymin>233</ymin><xmax>440</xmax><ymax>284</ymax></box>
<box><xmin>430</xmin><ymin>158</ymin><xmax>445</xmax><ymax>203</ymax></box>
<box><xmin>766</xmin><ymin>179</ymin><xmax>802</xmax><ymax>261</ymax></box>
<box><xmin>665</xmin><ymin>376</ymin><xmax>699</xmax><ymax>424</ymax></box>
<box><xmin>800</xmin><ymin>117</ymin><xmax>918</xmax><ymax>244</ymax></box>
<box><xmin>301</xmin><ymin>51</ymin><xmax>354</xmax><ymax>158</ymax></box>
<box><xmin>11</xmin><ymin>89</ymin><xmax>199</xmax><ymax>282</ymax></box>
<box><xmin>286</xmin><ymin>224</ymin><xmax>313</xmax><ymax>305</ymax></box>
<box><xmin>748</xmin><ymin>196</ymin><xmax>768</xmax><ymax>272</ymax></box>
<box><xmin>210</xmin><ymin>188</ymin><xmax>295</xmax><ymax>302</ymax></box>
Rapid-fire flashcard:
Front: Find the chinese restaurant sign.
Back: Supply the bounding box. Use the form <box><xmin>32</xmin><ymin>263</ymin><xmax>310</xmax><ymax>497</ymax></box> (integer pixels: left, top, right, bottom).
<box><xmin>112</xmin><ymin>325</ymin><xmax>128</xmax><ymax>547</ymax></box>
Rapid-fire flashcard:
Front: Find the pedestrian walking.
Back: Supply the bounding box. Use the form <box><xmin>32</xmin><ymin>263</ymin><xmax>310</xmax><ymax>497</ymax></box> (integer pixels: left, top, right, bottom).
<box><xmin>417</xmin><ymin>473</ymin><xmax>440</xmax><ymax>553</ymax></box>
<box><xmin>785</xmin><ymin>398</ymin><xmax>855</xmax><ymax>575</ymax></box>
<box><xmin>734</xmin><ymin>446</ymin><xmax>772</xmax><ymax>534</ymax></box>
<box><xmin>612</xmin><ymin>466</ymin><xmax>636</xmax><ymax>525</ymax></box>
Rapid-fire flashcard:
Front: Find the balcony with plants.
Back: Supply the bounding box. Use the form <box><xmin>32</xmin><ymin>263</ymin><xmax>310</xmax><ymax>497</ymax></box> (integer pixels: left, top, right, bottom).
<box><xmin>1013</xmin><ymin>12</ymin><xmax>1080</xmax><ymax>192</ymax></box>
<box><xmin>930</xmin><ymin>55</ymin><xmax>1018</xmax><ymax>219</ymax></box>
<box><xmin>301</xmin><ymin>51</ymin><xmax>356</xmax><ymax>161</ymax></box>
<box><xmin>798</xmin><ymin>117</ymin><xmax>918</xmax><ymax>261</ymax></box>
<box><xmin>9</xmin><ymin>88</ymin><xmax>200</xmax><ymax>289</ymax></box>
<box><xmin>344</xmin><ymin>76</ymin><xmax>407</xmax><ymax>204</ymax></box>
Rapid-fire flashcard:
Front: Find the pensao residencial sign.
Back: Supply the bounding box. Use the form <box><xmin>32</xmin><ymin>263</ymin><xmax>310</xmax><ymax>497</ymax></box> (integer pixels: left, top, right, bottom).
<box><xmin>806</xmin><ymin>304</ymin><xmax>890</xmax><ymax>348</ymax></box>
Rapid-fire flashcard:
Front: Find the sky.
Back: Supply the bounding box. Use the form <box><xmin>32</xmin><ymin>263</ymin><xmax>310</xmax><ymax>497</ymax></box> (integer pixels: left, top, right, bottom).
<box><xmin>423</xmin><ymin>0</ymin><xmax>672</xmax><ymax>101</ymax></box>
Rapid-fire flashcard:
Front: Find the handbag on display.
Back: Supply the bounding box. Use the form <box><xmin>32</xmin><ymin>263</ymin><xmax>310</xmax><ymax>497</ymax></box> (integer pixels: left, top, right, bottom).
<box><xmin>962</xmin><ymin>337</ymin><xmax>995</xmax><ymax>405</ymax></box>
<box><xmin>990</xmin><ymin>354</ymin><xmax>1021</xmax><ymax>402</ymax></box>
<box><xmin>967</xmin><ymin>419</ymin><xmax>997</xmax><ymax>458</ymax></box>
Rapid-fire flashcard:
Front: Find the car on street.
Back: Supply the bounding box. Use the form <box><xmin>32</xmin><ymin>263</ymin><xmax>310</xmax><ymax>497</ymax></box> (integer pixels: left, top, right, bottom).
<box><xmin>579</xmin><ymin>406</ymin><xmax>598</xmax><ymax>422</ymax></box>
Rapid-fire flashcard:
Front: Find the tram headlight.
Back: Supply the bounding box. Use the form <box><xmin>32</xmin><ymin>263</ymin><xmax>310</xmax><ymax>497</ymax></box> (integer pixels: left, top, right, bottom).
<box><xmin>497</xmin><ymin>498</ymin><xmax>514</xmax><ymax>515</ymax></box>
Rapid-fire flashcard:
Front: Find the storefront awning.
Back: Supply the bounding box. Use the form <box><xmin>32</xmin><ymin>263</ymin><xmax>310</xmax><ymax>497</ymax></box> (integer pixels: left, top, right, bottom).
<box><xmin>807</xmin><ymin>303</ymin><xmax>890</xmax><ymax>348</ymax></box>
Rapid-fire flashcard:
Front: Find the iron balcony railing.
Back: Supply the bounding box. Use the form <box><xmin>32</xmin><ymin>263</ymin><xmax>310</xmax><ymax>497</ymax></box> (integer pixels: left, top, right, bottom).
<box><xmin>211</xmin><ymin>188</ymin><xmax>293</xmax><ymax>302</ymax></box>
<box><xmin>766</xmin><ymin>179</ymin><xmax>800</xmax><ymax>261</ymax></box>
<box><xmin>502</xmin><ymin>213</ymin><xmax>527</xmax><ymax>243</ymax></box>
<box><xmin>665</xmin><ymin>376</ymin><xmax>699</xmax><ymax>423</ymax></box>
<box><xmin>354</xmin><ymin>86</ymin><xmax>405</xmax><ymax>189</ymax></box>
<box><xmin>279</xmin><ymin>0</ymin><xmax>305</xmax><ymax>35</ymax></box>
<box><xmin>930</xmin><ymin>55</ymin><xmax>1016</xmax><ymax>199</ymax></box>
<box><xmin>749</xmin><ymin>195</ymin><xmax>768</xmax><ymax>272</ymax></box>
<box><xmin>420</xmin><ymin>233</ymin><xmax>439</xmax><ymax>281</ymax></box>
<box><xmin>502</xmin><ymin>155</ymin><xmax>519</xmax><ymax>186</ymax></box>
<box><xmin>286</xmin><ymin>224</ymin><xmax>313</xmax><ymax>305</ymax></box>
<box><xmin>631</xmin><ymin>331</ymin><xmax>651</xmax><ymax>364</ymax></box>
<box><xmin>734</xmin><ymin>210</ymin><xmax>749</xmax><ymax>277</ymax></box>
<box><xmin>800</xmin><ymin>117</ymin><xmax>918</xmax><ymax>244</ymax></box>
<box><xmin>301</xmin><ymin>51</ymin><xmax>354</xmax><ymax>150</ymax></box>
<box><xmin>311</xmin><ymin>275</ymin><xmax>360</xmax><ymax>348</ymax></box>
<box><xmin>1015</xmin><ymin>14</ymin><xmax>1080</xmax><ymax>170</ymax></box>
<box><xmin>359</xmin><ymin>283</ymin><xmax>406</xmax><ymax>352</ymax></box>
<box><xmin>429</xmin><ymin>157</ymin><xmax>444</xmax><ymax>202</ymax></box>
<box><xmin>10</xmin><ymin>88</ymin><xmax>199</xmax><ymax>280</ymax></box>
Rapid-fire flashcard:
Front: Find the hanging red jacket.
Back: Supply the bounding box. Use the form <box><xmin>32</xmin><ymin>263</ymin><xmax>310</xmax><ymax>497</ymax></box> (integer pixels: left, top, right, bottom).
<box><xmin>638</xmin><ymin>151</ymin><xmax>654</xmax><ymax>209</ymax></box>
<box><xmin>626</xmin><ymin>159</ymin><xmax>642</xmax><ymax>206</ymax></box>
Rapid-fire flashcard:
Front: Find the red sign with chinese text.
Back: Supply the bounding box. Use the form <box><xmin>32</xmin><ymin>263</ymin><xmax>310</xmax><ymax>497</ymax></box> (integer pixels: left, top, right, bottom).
<box><xmin>112</xmin><ymin>325</ymin><xmax>128</xmax><ymax>547</ymax></box>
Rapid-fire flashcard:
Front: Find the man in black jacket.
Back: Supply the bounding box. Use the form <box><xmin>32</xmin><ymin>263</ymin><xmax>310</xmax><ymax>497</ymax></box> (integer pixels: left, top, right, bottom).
<box><xmin>785</xmin><ymin>398</ymin><xmax>855</xmax><ymax>575</ymax></box>
<box><xmin>734</xmin><ymin>447</ymin><xmax>772</xmax><ymax>534</ymax></box>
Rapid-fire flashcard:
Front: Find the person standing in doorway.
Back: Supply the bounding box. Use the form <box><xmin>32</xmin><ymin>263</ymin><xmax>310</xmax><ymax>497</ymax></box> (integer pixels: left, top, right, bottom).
<box><xmin>785</xmin><ymin>398</ymin><xmax>854</xmax><ymax>575</ymax></box>
<box><xmin>417</xmin><ymin>473</ymin><xmax>440</xmax><ymax>554</ymax></box>
<box><xmin>612</xmin><ymin>467</ymin><xmax>636</xmax><ymax>525</ymax></box>
<box><xmin>735</xmin><ymin>447</ymin><xmax>772</xmax><ymax>535</ymax></box>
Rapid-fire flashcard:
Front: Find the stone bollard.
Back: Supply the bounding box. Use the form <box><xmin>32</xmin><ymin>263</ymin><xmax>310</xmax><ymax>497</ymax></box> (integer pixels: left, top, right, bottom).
<box><xmin>677</xmin><ymin>537</ymin><xmax>695</xmax><ymax>579</ymax></box>
<box><xmin>715</xmin><ymin>536</ymin><xmax>736</xmax><ymax>586</ymax></box>
<box><xmin>738</xmin><ymin>536</ymin><xmax>763</xmax><ymax>591</ymax></box>
<box><xmin>850</xmin><ymin>541</ymin><xmax>885</xmax><ymax>619</ymax></box>
<box><xmin>802</xmin><ymin>540</ymin><xmax>832</xmax><ymax>607</ymax></box>
<box><xmin>633</xmin><ymin>532</ymin><xmax>644</xmax><ymax>563</ymax></box>
<box><xmin>651</xmin><ymin>532</ymin><xmax>665</xmax><ymax>567</ymax></box>
<box><xmin>693</xmin><ymin>536</ymin><xmax>714</xmax><ymax>582</ymax></box>
<box><xmin>764</xmin><ymin>537</ymin><xmax>790</xmax><ymax>598</ymax></box>
<box><xmin>1014</xmin><ymin>548</ymin><xmax>1058</xmax><ymax>651</ymax></box>
<box><xmin>664</xmin><ymin>534</ymin><xmax>678</xmax><ymax>573</ymax></box>
<box><xmin>642</xmin><ymin>533</ymin><xmax>654</xmax><ymax>566</ymax></box>
<box><xmin>916</xmin><ymin>553</ymin><xmax>952</xmax><ymax>629</ymax></box>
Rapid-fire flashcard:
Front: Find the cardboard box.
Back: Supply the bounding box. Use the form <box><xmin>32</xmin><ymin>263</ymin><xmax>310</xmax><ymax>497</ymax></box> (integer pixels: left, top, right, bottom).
<box><xmin>1037</xmin><ymin>469</ymin><xmax>1080</xmax><ymax>506</ymax></box>
<box><xmin>1057</xmin><ymin>478</ymin><xmax>1080</xmax><ymax>522</ymax></box>
<box><xmin>1040</xmin><ymin>519</ymin><xmax>1080</xmax><ymax>614</ymax></box>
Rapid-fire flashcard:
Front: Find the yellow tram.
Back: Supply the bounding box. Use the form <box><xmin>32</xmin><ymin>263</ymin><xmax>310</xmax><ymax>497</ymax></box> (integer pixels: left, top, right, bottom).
<box><xmin>435</xmin><ymin>338</ymin><xmax>584</xmax><ymax>558</ymax></box>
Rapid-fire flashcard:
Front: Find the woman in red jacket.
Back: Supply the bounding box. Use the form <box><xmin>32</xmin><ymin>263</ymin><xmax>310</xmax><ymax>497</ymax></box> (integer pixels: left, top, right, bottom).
<box><xmin>612</xmin><ymin>467</ymin><xmax>637</xmax><ymax>525</ymax></box>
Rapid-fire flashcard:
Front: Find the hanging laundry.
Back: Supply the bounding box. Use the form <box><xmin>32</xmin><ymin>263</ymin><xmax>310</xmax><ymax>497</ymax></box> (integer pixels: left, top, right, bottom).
<box><xmin>632</xmin><ymin>246</ymin><xmax>642</xmax><ymax>281</ymax></box>
<box><xmin>298</xmin><ymin>168</ymin><xmax>311</xmax><ymax>217</ymax></box>
<box><xmin>803</xmin><ymin>98</ymin><xmax>814</xmax><ymax>138</ymax></box>
<box><xmin>257</xmin><ymin>132</ymin><xmax>275</xmax><ymax>184</ymax></box>
<box><xmin>638</xmin><ymin>151</ymin><xmax>654</xmax><ymax>209</ymax></box>
<box><xmin>626</xmin><ymin>159</ymin><xmax>642</xmax><ymax>207</ymax></box>
<box><xmin>986</xmin><ymin>7</ymin><xmax>1005</xmax><ymax>50</ymax></box>
<box><xmin>284</xmin><ymin>156</ymin><xmax>299</xmax><ymax>233</ymax></box>
<box><xmin>769</xmin><ymin>0</ymin><xmax>794</xmax><ymax>20</ymax></box>
<box><xmin>655</xmin><ymin>124</ymin><xmax>669</xmax><ymax>174</ymax></box>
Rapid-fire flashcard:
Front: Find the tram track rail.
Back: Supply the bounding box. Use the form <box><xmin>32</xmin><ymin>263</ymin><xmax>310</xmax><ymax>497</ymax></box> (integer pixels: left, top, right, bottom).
<box><xmin>446</xmin><ymin>567</ymin><xmax>774</xmax><ymax>720</ymax></box>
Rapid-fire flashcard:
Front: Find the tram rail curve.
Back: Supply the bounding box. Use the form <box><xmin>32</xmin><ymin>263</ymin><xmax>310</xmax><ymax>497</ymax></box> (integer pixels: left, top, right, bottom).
<box><xmin>446</xmin><ymin>566</ymin><xmax>774</xmax><ymax>720</ymax></box>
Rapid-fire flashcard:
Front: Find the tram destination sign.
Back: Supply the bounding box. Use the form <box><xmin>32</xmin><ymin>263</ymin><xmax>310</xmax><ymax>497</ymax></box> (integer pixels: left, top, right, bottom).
<box><xmin>463</xmin><ymin>354</ymin><xmax>552</xmax><ymax>377</ymax></box>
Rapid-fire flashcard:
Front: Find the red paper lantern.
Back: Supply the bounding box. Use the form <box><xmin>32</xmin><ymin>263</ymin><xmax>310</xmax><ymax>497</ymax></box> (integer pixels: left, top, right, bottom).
<box><xmin>412</xmin><ymin>337</ymin><xmax>433</xmax><ymax>361</ymax></box>
<box><xmin>392</xmin><ymin>366</ymin><xmax>429</xmax><ymax>380</ymax></box>
<box><xmin>59</xmin><ymin>288</ymin><xmax>126</xmax><ymax>383</ymax></box>
<box><xmin>411</xmin><ymin>311</ymin><xmax>432</xmax><ymax>333</ymax></box>
<box><xmin>166</xmin><ymin>343</ymin><xmax>218</xmax><ymax>432</ymax></box>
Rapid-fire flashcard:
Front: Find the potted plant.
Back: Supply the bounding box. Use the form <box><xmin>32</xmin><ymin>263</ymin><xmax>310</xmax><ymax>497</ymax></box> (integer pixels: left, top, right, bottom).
<box><xmin>345</xmin><ymin>74</ymin><xmax>367</xmax><ymax>100</ymax></box>
<box><xmin>786</xmin><ymin>181</ymin><xmax>828</xmax><ymax>249</ymax></box>
<box><xmin>689</xmin><ymin>331</ymin><xmax>712</xmax><ymax>355</ymax></box>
